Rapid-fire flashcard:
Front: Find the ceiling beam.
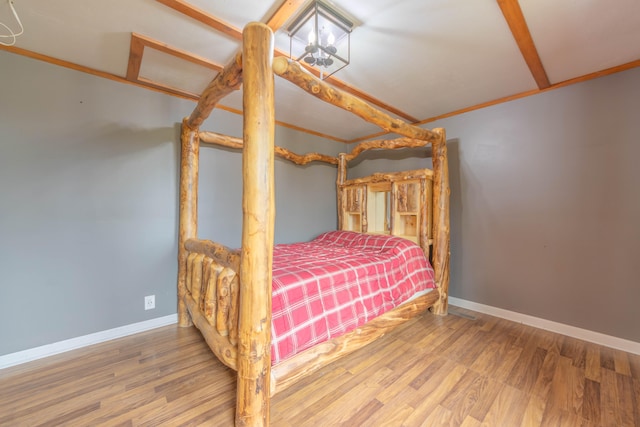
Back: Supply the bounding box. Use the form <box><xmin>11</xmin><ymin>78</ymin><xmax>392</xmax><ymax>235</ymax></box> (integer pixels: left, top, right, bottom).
<box><xmin>264</xmin><ymin>0</ymin><xmax>307</xmax><ymax>32</ymax></box>
<box><xmin>156</xmin><ymin>0</ymin><xmax>242</xmax><ymax>41</ymax></box>
<box><xmin>126</xmin><ymin>33</ymin><xmax>224</xmax><ymax>83</ymax></box>
<box><xmin>2</xmin><ymin>43</ymin><xmax>639</xmax><ymax>145</ymax></box>
<box><xmin>1</xmin><ymin>43</ymin><xmax>350</xmax><ymax>143</ymax></box>
<box><xmin>123</xmin><ymin>32</ymin><xmax>350</xmax><ymax>142</ymax></box>
<box><xmin>0</xmin><ymin>43</ymin><xmax>201</xmax><ymax>101</ymax></box>
<box><xmin>350</xmin><ymin>57</ymin><xmax>640</xmax><ymax>143</ymax></box>
<box><xmin>497</xmin><ymin>0</ymin><xmax>550</xmax><ymax>89</ymax></box>
<box><xmin>155</xmin><ymin>0</ymin><xmax>420</xmax><ymax>123</ymax></box>
<box><xmin>133</xmin><ymin>33</ymin><xmax>224</xmax><ymax>72</ymax></box>
<box><xmin>126</xmin><ymin>34</ymin><xmax>144</xmax><ymax>81</ymax></box>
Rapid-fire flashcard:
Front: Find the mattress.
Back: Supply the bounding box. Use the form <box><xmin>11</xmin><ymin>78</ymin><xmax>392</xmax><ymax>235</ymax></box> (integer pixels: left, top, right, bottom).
<box><xmin>271</xmin><ymin>230</ymin><xmax>436</xmax><ymax>364</ymax></box>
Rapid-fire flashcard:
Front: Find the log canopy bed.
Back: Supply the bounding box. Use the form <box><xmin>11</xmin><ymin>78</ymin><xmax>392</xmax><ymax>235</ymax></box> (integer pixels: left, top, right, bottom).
<box><xmin>177</xmin><ymin>23</ymin><xmax>450</xmax><ymax>426</ymax></box>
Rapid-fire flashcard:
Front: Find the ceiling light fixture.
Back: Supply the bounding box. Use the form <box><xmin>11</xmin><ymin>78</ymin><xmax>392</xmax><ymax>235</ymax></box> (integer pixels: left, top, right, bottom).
<box><xmin>286</xmin><ymin>1</ymin><xmax>353</xmax><ymax>79</ymax></box>
<box><xmin>0</xmin><ymin>0</ymin><xmax>24</xmax><ymax>47</ymax></box>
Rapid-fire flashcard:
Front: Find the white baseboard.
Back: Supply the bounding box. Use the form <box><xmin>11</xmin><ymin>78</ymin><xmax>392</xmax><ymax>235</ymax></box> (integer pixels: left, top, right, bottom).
<box><xmin>3</xmin><ymin>300</ymin><xmax>639</xmax><ymax>370</ymax></box>
<box><xmin>0</xmin><ymin>314</ymin><xmax>178</xmax><ymax>370</ymax></box>
<box><xmin>448</xmin><ymin>297</ymin><xmax>640</xmax><ymax>355</ymax></box>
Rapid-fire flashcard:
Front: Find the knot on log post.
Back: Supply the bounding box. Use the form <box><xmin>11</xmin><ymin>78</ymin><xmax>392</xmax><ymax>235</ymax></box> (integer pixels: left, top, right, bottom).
<box><xmin>272</xmin><ymin>56</ymin><xmax>289</xmax><ymax>76</ymax></box>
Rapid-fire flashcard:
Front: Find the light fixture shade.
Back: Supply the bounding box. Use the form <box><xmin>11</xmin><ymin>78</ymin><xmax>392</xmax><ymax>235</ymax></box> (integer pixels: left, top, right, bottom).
<box><xmin>287</xmin><ymin>1</ymin><xmax>353</xmax><ymax>79</ymax></box>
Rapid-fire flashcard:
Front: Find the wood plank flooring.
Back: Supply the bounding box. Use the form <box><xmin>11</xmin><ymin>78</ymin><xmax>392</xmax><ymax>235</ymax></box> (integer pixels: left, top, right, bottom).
<box><xmin>1</xmin><ymin>306</ymin><xmax>638</xmax><ymax>426</ymax></box>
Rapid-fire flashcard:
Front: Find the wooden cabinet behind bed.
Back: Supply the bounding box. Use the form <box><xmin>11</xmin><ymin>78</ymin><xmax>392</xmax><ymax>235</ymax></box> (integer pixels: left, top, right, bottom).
<box><xmin>339</xmin><ymin>169</ymin><xmax>434</xmax><ymax>259</ymax></box>
<box><xmin>343</xmin><ymin>185</ymin><xmax>366</xmax><ymax>233</ymax></box>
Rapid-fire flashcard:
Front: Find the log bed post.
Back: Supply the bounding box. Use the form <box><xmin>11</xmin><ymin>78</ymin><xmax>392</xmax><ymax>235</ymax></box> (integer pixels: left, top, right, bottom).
<box><xmin>431</xmin><ymin>128</ymin><xmax>450</xmax><ymax>315</ymax></box>
<box><xmin>236</xmin><ymin>22</ymin><xmax>275</xmax><ymax>427</ymax></box>
<box><xmin>336</xmin><ymin>153</ymin><xmax>347</xmax><ymax>230</ymax></box>
<box><xmin>178</xmin><ymin>120</ymin><xmax>199</xmax><ymax>327</ymax></box>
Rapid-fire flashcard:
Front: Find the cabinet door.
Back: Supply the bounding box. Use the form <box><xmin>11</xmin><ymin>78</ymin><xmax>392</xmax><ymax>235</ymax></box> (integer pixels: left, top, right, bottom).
<box><xmin>392</xmin><ymin>180</ymin><xmax>420</xmax><ymax>242</ymax></box>
<box><xmin>341</xmin><ymin>185</ymin><xmax>366</xmax><ymax>232</ymax></box>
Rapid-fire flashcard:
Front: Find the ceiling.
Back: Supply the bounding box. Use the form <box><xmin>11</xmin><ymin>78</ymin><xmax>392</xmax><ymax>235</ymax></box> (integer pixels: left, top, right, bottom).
<box><xmin>2</xmin><ymin>0</ymin><xmax>640</xmax><ymax>142</ymax></box>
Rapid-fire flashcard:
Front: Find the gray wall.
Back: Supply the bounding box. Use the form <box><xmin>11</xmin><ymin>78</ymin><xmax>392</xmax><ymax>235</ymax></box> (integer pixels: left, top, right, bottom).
<box><xmin>0</xmin><ymin>52</ymin><xmax>341</xmax><ymax>356</ymax></box>
<box><xmin>198</xmin><ymin>118</ymin><xmax>341</xmax><ymax>248</ymax></box>
<box><xmin>3</xmin><ymin>50</ymin><xmax>638</xmax><ymax>357</ymax></box>
<box><xmin>352</xmin><ymin>67</ymin><xmax>640</xmax><ymax>343</ymax></box>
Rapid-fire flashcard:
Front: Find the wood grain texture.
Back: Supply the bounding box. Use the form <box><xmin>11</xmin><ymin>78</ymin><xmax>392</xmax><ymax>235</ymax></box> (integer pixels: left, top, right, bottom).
<box><xmin>344</xmin><ymin>137</ymin><xmax>430</xmax><ymax>162</ymax></box>
<box><xmin>236</xmin><ymin>22</ymin><xmax>275</xmax><ymax>427</ymax></box>
<box><xmin>183</xmin><ymin>251</ymin><xmax>241</xmax><ymax>363</ymax></box>
<box><xmin>265</xmin><ymin>0</ymin><xmax>307</xmax><ymax>32</ymax></box>
<box><xmin>431</xmin><ymin>128</ymin><xmax>451</xmax><ymax>315</ymax></box>
<box><xmin>198</xmin><ymin>130</ymin><xmax>339</xmax><ymax>165</ymax></box>
<box><xmin>336</xmin><ymin>153</ymin><xmax>347</xmax><ymax>230</ymax></box>
<box><xmin>177</xmin><ymin>120</ymin><xmax>199</xmax><ymax>327</ymax></box>
<box><xmin>360</xmin><ymin>183</ymin><xmax>369</xmax><ymax>233</ymax></box>
<box><xmin>124</xmin><ymin>32</ymin><xmax>227</xmax><ymax>101</ymax></box>
<box><xmin>156</xmin><ymin>0</ymin><xmax>243</xmax><ymax>41</ymax></box>
<box><xmin>189</xmin><ymin>253</ymin><xmax>205</xmax><ymax>303</ymax></box>
<box><xmin>203</xmin><ymin>260</ymin><xmax>221</xmax><ymax>322</ymax></box>
<box><xmin>420</xmin><ymin>178</ymin><xmax>432</xmax><ymax>257</ymax></box>
<box><xmin>339</xmin><ymin>169</ymin><xmax>434</xmax><ymax>261</ymax></box>
<box><xmin>270</xmin><ymin>289</ymin><xmax>440</xmax><ymax>396</ymax></box>
<box><xmin>215</xmin><ymin>267</ymin><xmax>235</xmax><ymax>337</ymax></box>
<box><xmin>272</xmin><ymin>57</ymin><xmax>438</xmax><ymax>143</ymax></box>
<box><xmin>177</xmin><ymin>19</ymin><xmax>448</xmax><ymax>427</ymax></box>
<box><xmin>342</xmin><ymin>169</ymin><xmax>433</xmax><ymax>186</ymax></box>
<box><xmin>127</xmin><ymin>32</ymin><xmax>223</xmax><ymax>82</ymax></box>
<box><xmin>188</xmin><ymin>66</ymin><xmax>446</xmax><ymax>425</ymax></box>
<box><xmin>184</xmin><ymin>293</ymin><xmax>238</xmax><ymax>370</ymax></box>
<box><xmin>4</xmin><ymin>41</ymin><xmax>639</xmax><ymax>146</ymax></box>
<box><xmin>199</xmin><ymin>121</ymin><xmax>434</xmax><ymax>169</ymax></box>
<box><xmin>154</xmin><ymin>0</ymin><xmax>419</xmax><ymax>124</ymax></box>
<box><xmin>126</xmin><ymin>32</ymin><xmax>144</xmax><ymax>80</ymax></box>
<box><xmin>184</xmin><ymin>237</ymin><xmax>241</xmax><ymax>271</ymax></box>
<box><xmin>497</xmin><ymin>0</ymin><xmax>550</xmax><ymax>89</ymax></box>
<box><xmin>2</xmin><ymin>306</ymin><xmax>638</xmax><ymax>426</ymax></box>
<box><xmin>187</xmin><ymin>52</ymin><xmax>243</xmax><ymax>129</ymax></box>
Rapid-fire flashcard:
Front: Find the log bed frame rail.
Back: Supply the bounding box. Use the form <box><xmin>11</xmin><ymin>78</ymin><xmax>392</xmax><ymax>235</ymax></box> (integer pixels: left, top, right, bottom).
<box><xmin>178</xmin><ymin>23</ymin><xmax>450</xmax><ymax>427</ymax></box>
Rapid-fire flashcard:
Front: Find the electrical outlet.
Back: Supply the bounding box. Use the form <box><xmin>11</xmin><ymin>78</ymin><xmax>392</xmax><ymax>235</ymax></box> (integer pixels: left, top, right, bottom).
<box><xmin>144</xmin><ymin>295</ymin><xmax>155</xmax><ymax>310</ymax></box>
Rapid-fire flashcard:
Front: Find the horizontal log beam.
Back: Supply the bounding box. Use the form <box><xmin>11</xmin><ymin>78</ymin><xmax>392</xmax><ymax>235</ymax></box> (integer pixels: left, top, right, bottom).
<box><xmin>187</xmin><ymin>52</ymin><xmax>243</xmax><ymax>129</ymax></box>
<box><xmin>342</xmin><ymin>169</ymin><xmax>433</xmax><ymax>186</ymax></box>
<box><xmin>199</xmin><ymin>131</ymin><xmax>338</xmax><ymax>165</ymax></box>
<box><xmin>344</xmin><ymin>137</ymin><xmax>430</xmax><ymax>162</ymax></box>
<box><xmin>200</xmin><ymin>132</ymin><xmax>434</xmax><ymax>166</ymax></box>
<box><xmin>198</xmin><ymin>130</ymin><xmax>243</xmax><ymax>149</ymax></box>
<box><xmin>185</xmin><ymin>238</ymin><xmax>241</xmax><ymax>272</ymax></box>
<box><xmin>272</xmin><ymin>57</ymin><xmax>438</xmax><ymax>143</ymax></box>
<box><xmin>276</xmin><ymin>146</ymin><xmax>337</xmax><ymax>166</ymax></box>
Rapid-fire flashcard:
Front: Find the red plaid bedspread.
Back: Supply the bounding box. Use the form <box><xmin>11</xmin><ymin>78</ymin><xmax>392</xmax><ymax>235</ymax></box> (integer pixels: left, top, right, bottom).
<box><xmin>271</xmin><ymin>230</ymin><xmax>436</xmax><ymax>364</ymax></box>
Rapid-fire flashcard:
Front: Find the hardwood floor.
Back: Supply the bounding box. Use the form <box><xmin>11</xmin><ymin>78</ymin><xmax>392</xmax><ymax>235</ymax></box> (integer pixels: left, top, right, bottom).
<box><xmin>1</xmin><ymin>306</ymin><xmax>638</xmax><ymax>426</ymax></box>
